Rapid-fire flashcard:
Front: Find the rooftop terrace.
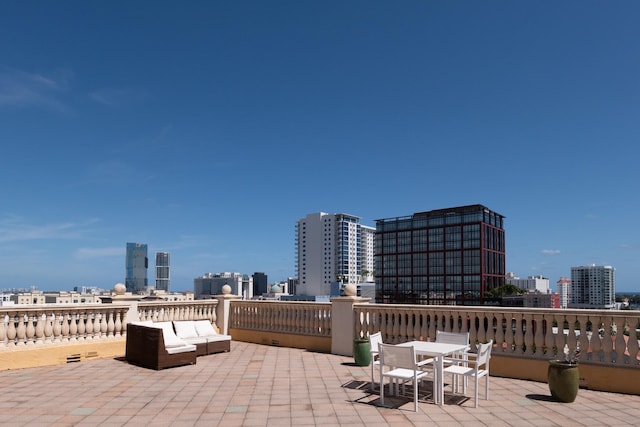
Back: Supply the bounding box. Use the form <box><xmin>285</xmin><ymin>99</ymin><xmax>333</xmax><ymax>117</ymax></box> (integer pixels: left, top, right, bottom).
<box><xmin>2</xmin><ymin>341</ymin><xmax>639</xmax><ymax>426</ymax></box>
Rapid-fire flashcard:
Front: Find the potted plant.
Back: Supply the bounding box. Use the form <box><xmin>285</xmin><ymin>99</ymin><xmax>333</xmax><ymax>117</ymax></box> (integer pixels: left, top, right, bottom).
<box><xmin>548</xmin><ymin>343</ymin><xmax>580</xmax><ymax>402</ymax></box>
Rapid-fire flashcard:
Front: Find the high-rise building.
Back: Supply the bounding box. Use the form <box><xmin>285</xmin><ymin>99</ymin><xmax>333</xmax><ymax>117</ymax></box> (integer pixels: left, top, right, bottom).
<box><xmin>375</xmin><ymin>204</ymin><xmax>506</xmax><ymax>305</ymax></box>
<box><xmin>295</xmin><ymin>212</ymin><xmax>374</xmax><ymax>297</ymax></box>
<box><xmin>569</xmin><ymin>265</ymin><xmax>615</xmax><ymax>309</ymax></box>
<box><xmin>125</xmin><ymin>243</ymin><xmax>148</xmax><ymax>293</ymax></box>
<box><xmin>556</xmin><ymin>277</ymin><xmax>571</xmax><ymax>309</ymax></box>
<box><xmin>252</xmin><ymin>272</ymin><xmax>268</xmax><ymax>297</ymax></box>
<box><xmin>155</xmin><ymin>252</ymin><xmax>170</xmax><ymax>292</ymax></box>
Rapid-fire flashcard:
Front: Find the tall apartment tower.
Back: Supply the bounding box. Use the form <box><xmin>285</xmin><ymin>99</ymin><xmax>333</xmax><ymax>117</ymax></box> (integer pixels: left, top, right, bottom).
<box><xmin>375</xmin><ymin>204</ymin><xmax>506</xmax><ymax>305</ymax></box>
<box><xmin>556</xmin><ymin>277</ymin><xmax>571</xmax><ymax>309</ymax></box>
<box><xmin>360</xmin><ymin>225</ymin><xmax>375</xmax><ymax>282</ymax></box>
<box><xmin>155</xmin><ymin>252</ymin><xmax>170</xmax><ymax>292</ymax></box>
<box><xmin>296</xmin><ymin>212</ymin><xmax>374</xmax><ymax>297</ymax></box>
<box><xmin>125</xmin><ymin>242</ymin><xmax>148</xmax><ymax>293</ymax></box>
<box><xmin>569</xmin><ymin>265</ymin><xmax>615</xmax><ymax>309</ymax></box>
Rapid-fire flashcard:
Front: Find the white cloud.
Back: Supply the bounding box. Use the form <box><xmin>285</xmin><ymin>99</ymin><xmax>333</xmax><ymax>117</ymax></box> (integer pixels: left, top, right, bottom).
<box><xmin>89</xmin><ymin>87</ymin><xmax>147</xmax><ymax>107</ymax></box>
<box><xmin>0</xmin><ymin>67</ymin><xmax>73</xmax><ymax>113</ymax></box>
<box><xmin>0</xmin><ymin>215</ymin><xmax>98</xmax><ymax>243</ymax></box>
<box><xmin>541</xmin><ymin>249</ymin><xmax>561</xmax><ymax>255</ymax></box>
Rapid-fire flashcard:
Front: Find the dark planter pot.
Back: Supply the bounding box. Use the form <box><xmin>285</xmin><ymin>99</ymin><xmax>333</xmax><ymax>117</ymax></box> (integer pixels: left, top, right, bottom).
<box><xmin>548</xmin><ymin>360</ymin><xmax>579</xmax><ymax>403</ymax></box>
<box><xmin>353</xmin><ymin>339</ymin><xmax>371</xmax><ymax>366</ymax></box>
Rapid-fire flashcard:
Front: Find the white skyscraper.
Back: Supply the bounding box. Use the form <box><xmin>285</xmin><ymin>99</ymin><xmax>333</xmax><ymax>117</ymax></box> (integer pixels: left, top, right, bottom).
<box><xmin>296</xmin><ymin>212</ymin><xmax>373</xmax><ymax>297</ymax></box>
<box><xmin>556</xmin><ymin>277</ymin><xmax>571</xmax><ymax>309</ymax></box>
<box><xmin>569</xmin><ymin>265</ymin><xmax>615</xmax><ymax>309</ymax></box>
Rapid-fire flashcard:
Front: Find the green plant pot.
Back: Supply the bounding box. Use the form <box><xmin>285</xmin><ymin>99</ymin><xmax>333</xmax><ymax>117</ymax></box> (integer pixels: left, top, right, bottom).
<box><xmin>548</xmin><ymin>360</ymin><xmax>579</xmax><ymax>403</ymax></box>
<box><xmin>353</xmin><ymin>339</ymin><xmax>371</xmax><ymax>366</ymax></box>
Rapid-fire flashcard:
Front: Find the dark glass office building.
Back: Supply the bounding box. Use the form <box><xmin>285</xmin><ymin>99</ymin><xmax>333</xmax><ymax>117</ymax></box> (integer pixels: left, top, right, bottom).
<box><xmin>125</xmin><ymin>242</ymin><xmax>148</xmax><ymax>293</ymax></box>
<box><xmin>375</xmin><ymin>205</ymin><xmax>505</xmax><ymax>305</ymax></box>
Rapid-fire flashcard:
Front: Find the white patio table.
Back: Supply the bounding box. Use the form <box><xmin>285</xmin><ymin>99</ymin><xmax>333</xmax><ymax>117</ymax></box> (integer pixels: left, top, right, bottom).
<box><xmin>396</xmin><ymin>341</ymin><xmax>469</xmax><ymax>406</ymax></box>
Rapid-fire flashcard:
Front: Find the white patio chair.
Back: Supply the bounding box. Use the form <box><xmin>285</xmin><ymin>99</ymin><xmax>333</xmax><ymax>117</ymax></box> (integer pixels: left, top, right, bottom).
<box><xmin>378</xmin><ymin>343</ymin><xmax>434</xmax><ymax>412</ymax></box>
<box><xmin>369</xmin><ymin>332</ymin><xmax>383</xmax><ymax>391</ymax></box>
<box><xmin>442</xmin><ymin>340</ymin><xmax>493</xmax><ymax>408</ymax></box>
<box><xmin>436</xmin><ymin>330</ymin><xmax>471</xmax><ymax>390</ymax></box>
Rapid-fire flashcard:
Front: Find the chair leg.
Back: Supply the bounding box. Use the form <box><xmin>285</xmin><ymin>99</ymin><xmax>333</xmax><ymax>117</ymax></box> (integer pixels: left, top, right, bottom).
<box><xmin>371</xmin><ymin>363</ymin><xmax>375</xmax><ymax>391</ymax></box>
<box><xmin>485</xmin><ymin>375</ymin><xmax>489</xmax><ymax>400</ymax></box>
<box><xmin>474</xmin><ymin>376</ymin><xmax>479</xmax><ymax>408</ymax></box>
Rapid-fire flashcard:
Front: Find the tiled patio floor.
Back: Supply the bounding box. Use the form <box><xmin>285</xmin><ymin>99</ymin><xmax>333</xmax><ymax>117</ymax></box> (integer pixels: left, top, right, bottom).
<box><xmin>0</xmin><ymin>341</ymin><xmax>638</xmax><ymax>426</ymax></box>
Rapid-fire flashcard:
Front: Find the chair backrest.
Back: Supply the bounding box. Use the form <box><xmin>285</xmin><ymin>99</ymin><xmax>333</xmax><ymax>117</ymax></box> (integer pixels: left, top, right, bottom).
<box><xmin>379</xmin><ymin>343</ymin><xmax>416</xmax><ymax>370</ymax></box>
<box><xmin>369</xmin><ymin>332</ymin><xmax>383</xmax><ymax>352</ymax></box>
<box><xmin>475</xmin><ymin>340</ymin><xmax>493</xmax><ymax>367</ymax></box>
<box><xmin>436</xmin><ymin>331</ymin><xmax>470</xmax><ymax>346</ymax></box>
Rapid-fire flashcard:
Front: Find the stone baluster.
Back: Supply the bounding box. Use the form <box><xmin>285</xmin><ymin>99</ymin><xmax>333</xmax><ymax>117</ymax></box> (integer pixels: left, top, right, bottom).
<box><xmin>78</xmin><ymin>310</ymin><xmax>88</xmax><ymax>340</ymax></box>
<box><xmin>532</xmin><ymin>313</ymin><xmax>545</xmax><ymax>358</ymax></box>
<box><xmin>25</xmin><ymin>312</ymin><xmax>36</xmax><ymax>346</ymax></box>
<box><xmin>51</xmin><ymin>312</ymin><xmax>61</xmax><ymax>343</ymax></box>
<box><xmin>543</xmin><ymin>314</ymin><xmax>555</xmax><ymax>359</ymax></box>
<box><xmin>512</xmin><ymin>313</ymin><xmax>524</xmax><ymax>355</ymax></box>
<box><xmin>35</xmin><ymin>312</ymin><xmax>46</xmax><ymax>346</ymax></box>
<box><xmin>504</xmin><ymin>314</ymin><xmax>514</xmax><ymax>354</ymax></box>
<box><xmin>44</xmin><ymin>313</ymin><xmax>54</xmax><ymax>343</ymax></box>
<box><xmin>602</xmin><ymin>317</ymin><xmax>615</xmax><ymax>364</ymax></box>
<box><xmin>467</xmin><ymin>311</ymin><xmax>478</xmax><ymax>345</ymax></box>
<box><xmin>576</xmin><ymin>314</ymin><xmax>590</xmax><ymax>362</ymax></box>
<box><xmin>15</xmin><ymin>312</ymin><xmax>27</xmax><ymax>346</ymax></box>
<box><xmin>61</xmin><ymin>311</ymin><xmax>72</xmax><ymax>342</ymax></box>
<box><xmin>485</xmin><ymin>314</ymin><xmax>496</xmax><ymax>348</ymax></box>
<box><xmin>114</xmin><ymin>309</ymin><xmax>123</xmax><ymax>338</ymax></box>
<box><xmin>93</xmin><ymin>310</ymin><xmax>102</xmax><ymax>339</ymax></box>
<box><xmin>443</xmin><ymin>310</ymin><xmax>451</xmax><ymax>334</ymax></box>
<box><xmin>625</xmin><ymin>314</ymin><xmax>640</xmax><ymax>365</ymax></box>
<box><xmin>68</xmin><ymin>310</ymin><xmax>78</xmax><ymax>342</ymax></box>
<box><xmin>566</xmin><ymin>314</ymin><xmax>578</xmax><ymax>360</ymax></box>
<box><xmin>6</xmin><ymin>312</ymin><xmax>17</xmax><ymax>347</ymax></box>
<box><xmin>84</xmin><ymin>311</ymin><xmax>94</xmax><ymax>340</ymax></box>
<box><xmin>614</xmin><ymin>317</ymin><xmax>627</xmax><ymax>364</ymax></box>
<box><xmin>0</xmin><ymin>314</ymin><xmax>6</xmax><ymax>349</ymax></box>
<box><xmin>590</xmin><ymin>317</ymin><xmax>603</xmax><ymax>362</ymax></box>
<box><xmin>107</xmin><ymin>310</ymin><xmax>115</xmax><ymax>338</ymax></box>
<box><xmin>99</xmin><ymin>310</ymin><xmax>108</xmax><ymax>338</ymax></box>
<box><xmin>522</xmin><ymin>313</ymin><xmax>534</xmax><ymax>356</ymax></box>
<box><xmin>477</xmin><ymin>312</ymin><xmax>488</xmax><ymax>344</ymax></box>
<box><xmin>494</xmin><ymin>312</ymin><xmax>505</xmax><ymax>353</ymax></box>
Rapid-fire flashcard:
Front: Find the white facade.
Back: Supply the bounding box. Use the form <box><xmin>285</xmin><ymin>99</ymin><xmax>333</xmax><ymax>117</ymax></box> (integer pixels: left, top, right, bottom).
<box><xmin>506</xmin><ymin>273</ymin><xmax>550</xmax><ymax>293</ymax></box>
<box><xmin>569</xmin><ymin>264</ymin><xmax>615</xmax><ymax>309</ymax></box>
<box><xmin>296</xmin><ymin>212</ymin><xmax>373</xmax><ymax>297</ymax></box>
<box><xmin>360</xmin><ymin>225</ymin><xmax>375</xmax><ymax>283</ymax></box>
<box><xmin>556</xmin><ymin>277</ymin><xmax>571</xmax><ymax>309</ymax></box>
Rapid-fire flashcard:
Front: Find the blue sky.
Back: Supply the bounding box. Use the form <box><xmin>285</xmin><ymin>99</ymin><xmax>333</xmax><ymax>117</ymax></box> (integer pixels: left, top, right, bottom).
<box><xmin>1</xmin><ymin>2</ymin><xmax>639</xmax><ymax>293</ymax></box>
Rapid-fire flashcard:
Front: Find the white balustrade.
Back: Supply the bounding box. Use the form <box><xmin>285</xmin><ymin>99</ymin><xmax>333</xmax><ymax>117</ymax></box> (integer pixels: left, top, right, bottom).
<box><xmin>0</xmin><ymin>305</ymin><xmax>129</xmax><ymax>348</ymax></box>
<box><xmin>137</xmin><ymin>300</ymin><xmax>218</xmax><ymax>325</ymax></box>
<box><xmin>230</xmin><ymin>301</ymin><xmax>332</xmax><ymax>337</ymax></box>
<box><xmin>354</xmin><ymin>304</ymin><xmax>640</xmax><ymax>368</ymax></box>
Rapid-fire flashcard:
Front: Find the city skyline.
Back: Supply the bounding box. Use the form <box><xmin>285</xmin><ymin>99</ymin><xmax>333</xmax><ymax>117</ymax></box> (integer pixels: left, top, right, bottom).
<box><xmin>1</xmin><ymin>2</ymin><xmax>639</xmax><ymax>292</ymax></box>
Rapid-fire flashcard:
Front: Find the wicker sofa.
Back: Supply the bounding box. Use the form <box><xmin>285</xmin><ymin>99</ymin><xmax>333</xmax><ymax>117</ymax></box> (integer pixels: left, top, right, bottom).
<box><xmin>173</xmin><ymin>320</ymin><xmax>232</xmax><ymax>356</ymax></box>
<box><xmin>125</xmin><ymin>322</ymin><xmax>197</xmax><ymax>370</ymax></box>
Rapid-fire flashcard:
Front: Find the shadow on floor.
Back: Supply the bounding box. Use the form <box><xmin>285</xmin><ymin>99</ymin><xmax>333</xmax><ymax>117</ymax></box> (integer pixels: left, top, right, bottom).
<box><xmin>526</xmin><ymin>393</ymin><xmax>558</xmax><ymax>402</ymax></box>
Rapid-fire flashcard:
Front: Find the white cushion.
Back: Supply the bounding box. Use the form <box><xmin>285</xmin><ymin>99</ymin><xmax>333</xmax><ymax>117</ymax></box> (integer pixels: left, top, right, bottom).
<box><xmin>194</xmin><ymin>320</ymin><xmax>218</xmax><ymax>337</ymax></box>
<box><xmin>155</xmin><ymin>321</ymin><xmax>186</xmax><ymax>348</ymax></box>
<box><xmin>166</xmin><ymin>344</ymin><xmax>197</xmax><ymax>354</ymax></box>
<box><xmin>173</xmin><ymin>321</ymin><xmax>199</xmax><ymax>339</ymax></box>
<box><xmin>206</xmin><ymin>334</ymin><xmax>231</xmax><ymax>342</ymax></box>
<box><xmin>132</xmin><ymin>320</ymin><xmax>154</xmax><ymax>327</ymax></box>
